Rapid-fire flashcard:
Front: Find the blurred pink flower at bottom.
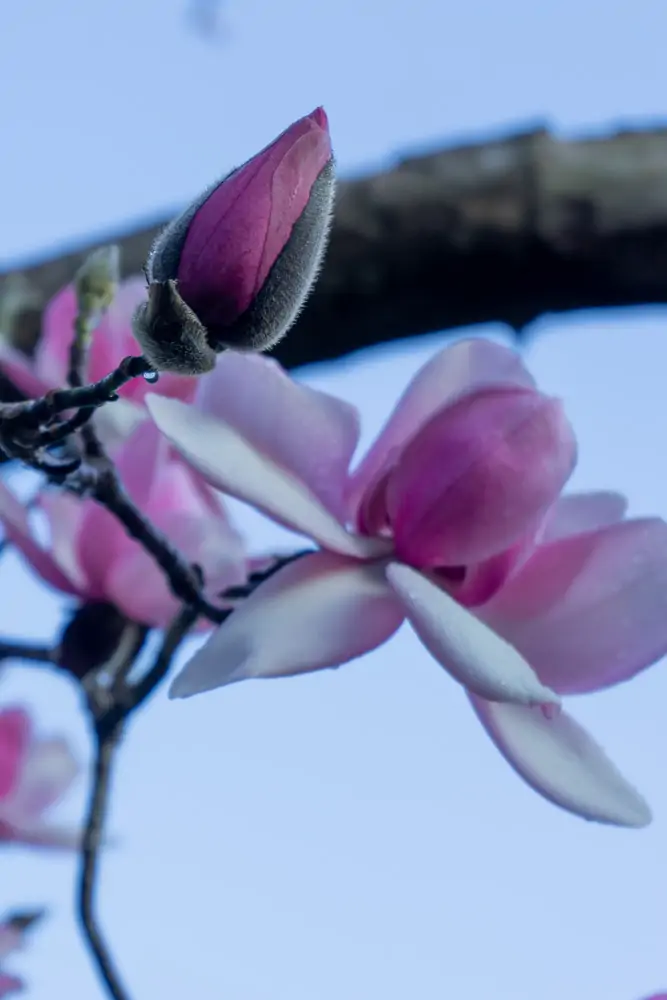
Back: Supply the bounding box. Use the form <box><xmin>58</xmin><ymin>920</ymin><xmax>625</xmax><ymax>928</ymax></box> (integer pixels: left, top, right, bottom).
<box><xmin>0</xmin><ymin>707</ymin><xmax>79</xmax><ymax>849</ymax></box>
<box><xmin>0</xmin><ymin>973</ymin><xmax>22</xmax><ymax>998</ymax></box>
<box><xmin>0</xmin><ymin>421</ymin><xmax>248</xmax><ymax>628</ymax></box>
<box><xmin>147</xmin><ymin>339</ymin><xmax>667</xmax><ymax>828</ymax></box>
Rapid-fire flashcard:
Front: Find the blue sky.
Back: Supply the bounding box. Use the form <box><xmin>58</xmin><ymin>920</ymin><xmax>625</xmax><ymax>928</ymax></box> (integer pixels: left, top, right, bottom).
<box><xmin>0</xmin><ymin>0</ymin><xmax>666</xmax><ymax>998</ymax></box>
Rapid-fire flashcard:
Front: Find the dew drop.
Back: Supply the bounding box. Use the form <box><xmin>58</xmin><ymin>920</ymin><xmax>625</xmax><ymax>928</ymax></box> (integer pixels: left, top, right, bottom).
<box><xmin>143</xmin><ymin>369</ymin><xmax>160</xmax><ymax>384</ymax></box>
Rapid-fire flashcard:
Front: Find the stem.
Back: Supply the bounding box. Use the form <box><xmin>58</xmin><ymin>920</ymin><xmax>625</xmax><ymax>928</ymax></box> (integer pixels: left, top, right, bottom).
<box><xmin>77</xmin><ymin>718</ymin><xmax>129</xmax><ymax>1000</ymax></box>
<box><xmin>0</xmin><ymin>640</ymin><xmax>53</xmax><ymax>664</ymax></box>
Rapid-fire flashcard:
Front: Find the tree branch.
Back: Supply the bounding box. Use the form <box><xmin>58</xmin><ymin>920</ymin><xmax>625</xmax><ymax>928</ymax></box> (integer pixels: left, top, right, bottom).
<box><xmin>2</xmin><ymin>122</ymin><xmax>667</xmax><ymax>378</ymax></box>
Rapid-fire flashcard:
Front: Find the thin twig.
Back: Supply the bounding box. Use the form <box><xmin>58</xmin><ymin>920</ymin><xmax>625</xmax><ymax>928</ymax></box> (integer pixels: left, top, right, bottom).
<box><xmin>78</xmin><ymin>716</ymin><xmax>128</xmax><ymax>1000</ymax></box>
<box><xmin>0</xmin><ymin>640</ymin><xmax>54</xmax><ymax>665</ymax></box>
<box><xmin>77</xmin><ymin>606</ymin><xmax>199</xmax><ymax>1000</ymax></box>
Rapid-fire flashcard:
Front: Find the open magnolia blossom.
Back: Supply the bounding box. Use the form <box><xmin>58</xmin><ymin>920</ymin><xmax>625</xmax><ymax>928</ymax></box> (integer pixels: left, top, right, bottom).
<box><xmin>0</xmin><ymin>277</ymin><xmax>197</xmax><ymax>446</ymax></box>
<box><xmin>0</xmin><ymin>421</ymin><xmax>247</xmax><ymax>627</ymax></box>
<box><xmin>0</xmin><ymin>706</ymin><xmax>79</xmax><ymax>849</ymax></box>
<box><xmin>146</xmin><ymin>338</ymin><xmax>667</xmax><ymax>826</ymax></box>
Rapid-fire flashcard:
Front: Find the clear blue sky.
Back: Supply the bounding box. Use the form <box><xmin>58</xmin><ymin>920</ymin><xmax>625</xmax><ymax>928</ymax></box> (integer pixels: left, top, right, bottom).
<box><xmin>0</xmin><ymin>1</ymin><xmax>666</xmax><ymax>998</ymax></box>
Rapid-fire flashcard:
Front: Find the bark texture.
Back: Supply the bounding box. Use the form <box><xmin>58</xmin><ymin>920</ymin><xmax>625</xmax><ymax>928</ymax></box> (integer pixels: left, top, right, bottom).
<box><xmin>2</xmin><ymin>122</ymin><xmax>667</xmax><ymax>386</ymax></box>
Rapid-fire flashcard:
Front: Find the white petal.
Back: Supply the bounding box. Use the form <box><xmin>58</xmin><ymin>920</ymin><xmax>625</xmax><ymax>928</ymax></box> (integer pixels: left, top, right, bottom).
<box><xmin>170</xmin><ymin>551</ymin><xmax>404</xmax><ymax>698</ymax></box>
<box><xmin>470</xmin><ymin>696</ymin><xmax>652</xmax><ymax>827</ymax></box>
<box><xmin>147</xmin><ymin>395</ymin><xmax>385</xmax><ymax>559</ymax></box>
<box><xmin>385</xmin><ymin>562</ymin><xmax>558</xmax><ymax>706</ymax></box>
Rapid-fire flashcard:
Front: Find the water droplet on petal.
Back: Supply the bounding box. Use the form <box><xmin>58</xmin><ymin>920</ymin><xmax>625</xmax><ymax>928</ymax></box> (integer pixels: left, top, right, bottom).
<box><xmin>143</xmin><ymin>369</ymin><xmax>160</xmax><ymax>384</ymax></box>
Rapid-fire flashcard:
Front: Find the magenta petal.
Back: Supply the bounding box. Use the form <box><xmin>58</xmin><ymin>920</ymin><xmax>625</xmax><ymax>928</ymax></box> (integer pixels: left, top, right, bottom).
<box><xmin>195</xmin><ymin>352</ymin><xmax>360</xmax><ymax>518</ymax></box>
<box><xmin>470</xmin><ymin>695</ymin><xmax>652</xmax><ymax>826</ymax></box>
<box><xmin>0</xmin><ymin>483</ymin><xmax>82</xmax><ymax>596</ymax></box>
<box><xmin>0</xmin><ymin>709</ymin><xmax>30</xmax><ymax>799</ymax></box>
<box><xmin>177</xmin><ymin>109</ymin><xmax>332</xmax><ymax>326</ymax></box>
<box><xmin>170</xmin><ymin>551</ymin><xmax>404</xmax><ymax>698</ymax></box>
<box><xmin>540</xmin><ymin>490</ymin><xmax>628</xmax><ymax>543</ymax></box>
<box><xmin>0</xmin><ymin>343</ymin><xmax>51</xmax><ymax>398</ymax></box>
<box><xmin>385</xmin><ymin>563</ymin><xmax>559</xmax><ymax>706</ymax></box>
<box><xmin>348</xmin><ymin>338</ymin><xmax>536</xmax><ymax>515</ymax></box>
<box><xmin>482</xmin><ymin>518</ymin><xmax>667</xmax><ymax>695</ymax></box>
<box><xmin>389</xmin><ymin>387</ymin><xmax>576</xmax><ymax>566</ymax></box>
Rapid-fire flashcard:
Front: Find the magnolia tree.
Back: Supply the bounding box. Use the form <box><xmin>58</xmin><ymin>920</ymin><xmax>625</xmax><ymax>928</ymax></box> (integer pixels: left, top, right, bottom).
<box><xmin>0</xmin><ymin>109</ymin><xmax>664</xmax><ymax>1000</ymax></box>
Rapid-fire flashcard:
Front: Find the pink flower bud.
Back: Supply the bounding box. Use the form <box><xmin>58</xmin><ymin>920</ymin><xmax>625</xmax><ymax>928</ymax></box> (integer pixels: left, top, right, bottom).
<box><xmin>133</xmin><ymin>108</ymin><xmax>334</xmax><ymax>374</ymax></box>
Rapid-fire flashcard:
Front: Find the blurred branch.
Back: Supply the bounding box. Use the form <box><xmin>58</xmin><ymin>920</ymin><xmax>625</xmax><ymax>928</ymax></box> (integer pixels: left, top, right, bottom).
<box><xmin>0</xmin><ymin>640</ymin><xmax>53</xmax><ymax>665</ymax></box>
<box><xmin>3</xmin><ymin>122</ymin><xmax>667</xmax><ymax>380</ymax></box>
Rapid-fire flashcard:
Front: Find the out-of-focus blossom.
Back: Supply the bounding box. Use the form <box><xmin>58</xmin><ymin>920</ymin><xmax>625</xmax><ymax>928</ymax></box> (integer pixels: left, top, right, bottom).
<box><xmin>0</xmin><ymin>277</ymin><xmax>198</xmax><ymax>444</ymax></box>
<box><xmin>0</xmin><ymin>421</ymin><xmax>247</xmax><ymax>627</ymax></box>
<box><xmin>133</xmin><ymin>108</ymin><xmax>334</xmax><ymax>375</ymax></box>
<box><xmin>0</xmin><ymin>909</ymin><xmax>46</xmax><ymax>996</ymax></box>
<box><xmin>147</xmin><ymin>339</ymin><xmax>667</xmax><ymax>827</ymax></box>
<box><xmin>0</xmin><ymin>707</ymin><xmax>79</xmax><ymax>849</ymax></box>
<box><xmin>0</xmin><ymin>972</ymin><xmax>22</xmax><ymax>998</ymax></box>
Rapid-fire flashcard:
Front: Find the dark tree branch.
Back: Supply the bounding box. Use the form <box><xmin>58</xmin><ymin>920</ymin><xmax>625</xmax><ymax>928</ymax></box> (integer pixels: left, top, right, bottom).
<box><xmin>0</xmin><ymin>640</ymin><xmax>53</xmax><ymax>665</ymax></box>
<box><xmin>2</xmin><ymin>122</ymin><xmax>667</xmax><ymax>379</ymax></box>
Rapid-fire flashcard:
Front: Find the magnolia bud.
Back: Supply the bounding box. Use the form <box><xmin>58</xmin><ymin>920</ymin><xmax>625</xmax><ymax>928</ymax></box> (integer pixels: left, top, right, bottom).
<box><xmin>132</xmin><ymin>107</ymin><xmax>334</xmax><ymax>375</ymax></box>
<box><xmin>55</xmin><ymin>601</ymin><xmax>131</xmax><ymax>681</ymax></box>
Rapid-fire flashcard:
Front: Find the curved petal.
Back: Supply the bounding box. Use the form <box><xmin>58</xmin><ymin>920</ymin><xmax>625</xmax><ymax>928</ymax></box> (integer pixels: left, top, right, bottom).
<box><xmin>348</xmin><ymin>338</ymin><xmax>536</xmax><ymax>514</ymax></box>
<box><xmin>170</xmin><ymin>551</ymin><xmax>404</xmax><ymax>698</ymax></box>
<box><xmin>385</xmin><ymin>563</ymin><xmax>558</xmax><ymax>706</ymax></box>
<box><xmin>0</xmin><ymin>483</ymin><xmax>82</xmax><ymax>596</ymax></box>
<box><xmin>147</xmin><ymin>394</ymin><xmax>386</xmax><ymax>559</ymax></box>
<box><xmin>0</xmin><ymin>709</ymin><xmax>30</xmax><ymax>800</ymax></box>
<box><xmin>38</xmin><ymin>492</ymin><xmax>89</xmax><ymax>591</ymax></box>
<box><xmin>195</xmin><ymin>352</ymin><xmax>360</xmax><ymax>519</ymax></box>
<box><xmin>388</xmin><ymin>387</ymin><xmax>576</xmax><ymax>567</ymax></box>
<box><xmin>76</xmin><ymin>421</ymin><xmax>167</xmax><ymax>593</ymax></box>
<box><xmin>540</xmin><ymin>490</ymin><xmax>628</xmax><ymax>544</ymax></box>
<box><xmin>6</xmin><ymin>737</ymin><xmax>78</xmax><ymax>821</ymax></box>
<box><xmin>0</xmin><ymin>343</ymin><xmax>51</xmax><ymax>398</ymax></box>
<box><xmin>483</xmin><ymin>518</ymin><xmax>667</xmax><ymax>694</ymax></box>
<box><xmin>470</xmin><ymin>695</ymin><xmax>651</xmax><ymax>827</ymax></box>
<box><xmin>37</xmin><ymin>283</ymin><xmax>78</xmax><ymax>384</ymax></box>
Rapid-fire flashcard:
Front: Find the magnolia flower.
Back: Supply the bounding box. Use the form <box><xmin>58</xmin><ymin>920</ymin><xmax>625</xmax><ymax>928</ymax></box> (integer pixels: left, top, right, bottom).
<box><xmin>0</xmin><ymin>973</ymin><xmax>22</xmax><ymax>999</ymax></box>
<box><xmin>147</xmin><ymin>339</ymin><xmax>667</xmax><ymax>826</ymax></box>
<box><xmin>0</xmin><ymin>277</ymin><xmax>197</xmax><ymax>444</ymax></box>
<box><xmin>0</xmin><ymin>421</ymin><xmax>247</xmax><ymax>627</ymax></box>
<box><xmin>0</xmin><ymin>706</ymin><xmax>79</xmax><ymax>848</ymax></box>
<box><xmin>0</xmin><ymin>911</ymin><xmax>45</xmax><ymax>997</ymax></box>
<box><xmin>132</xmin><ymin>108</ymin><xmax>334</xmax><ymax>375</ymax></box>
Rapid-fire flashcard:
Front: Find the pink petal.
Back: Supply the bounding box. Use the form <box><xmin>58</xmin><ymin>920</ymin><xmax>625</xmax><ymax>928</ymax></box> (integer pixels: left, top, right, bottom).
<box><xmin>388</xmin><ymin>387</ymin><xmax>576</xmax><ymax>566</ymax></box>
<box><xmin>540</xmin><ymin>490</ymin><xmax>628</xmax><ymax>544</ymax></box>
<box><xmin>348</xmin><ymin>338</ymin><xmax>536</xmax><ymax>515</ymax></box>
<box><xmin>169</xmin><ymin>551</ymin><xmax>404</xmax><ymax>698</ymax></box>
<box><xmin>177</xmin><ymin>108</ymin><xmax>332</xmax><ymax>324</ymax></box>
<box><xmin>38</xmin><ymin>492</ymin><xmax>89</xmax><ymax>592</ymax></box>
<box><xmin>0</xmin><ymin>709</ymin><xmax>30</xmax><ymax>800</ymax></box>
<box><xmin>0</xmin><ymin>343</ymin><xmax>51</xmax><ymax>398</ymax></box>
<box><xmin>385</xmin><ymin>563</ymin><xmax>559</xmax><ymax>706</ymax></box>
<box><xmin>76</xmin><ymin>421</ymin><xmax>167</xmax><ymax>592</ymax></box>
<box><xmin>195</xmin><ymin>352</ymin><xmax>360</xmax><ymax>519</ymax></box>
<box><xmin>483</xmin><ymin>518</ymin><xmax>667</xmax><ymax>694</ymax></box>
<box><xmin>0</xmin><ymin>972</ymin><xmax>23</xmax><ymax>998</ymax></box>
<box><xmin>35</xmin><ymin>283</ymin><xmax>77</xmax><ymax>385</ymax></box>
<box><xmin>7</xmin><ymin>737</ymin><xmax>78</xmax><ymax>821</ymax></box>
<box><xmin>147</xmin><ymin>394</ymin><xmax>387</xmax><ymax>560</ymax></box>
<box><xmin>0</xmin><ymin>483</ymin><xmax>82</xmax><ymax>596</ymax></box>
<box><xmin>470</xmin><ymin>695</ymin><xmax>652</xmax><ymax>826</ymax></box>
<box><xmin>0</xmin><ymin>821</ymin><xmax>81</xmax><ymax>850</ymax></box>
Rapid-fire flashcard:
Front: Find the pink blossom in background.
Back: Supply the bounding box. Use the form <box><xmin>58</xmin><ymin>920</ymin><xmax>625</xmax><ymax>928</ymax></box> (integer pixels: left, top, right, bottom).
<box><xmin>0</xmin><ymin>973</ymin><xmax>22</xmax><ymax>998</ymax></box>
<box><xmin>0</xmin><ymin>277</ymin><xmax>197</xmax><ymax>444</ymax></box>
<box><xmin>0</xmin><ymin>706</ymin><xmax>78</xmax><ymax>849</ymax></box>
<box><xmin>0</xmin><ymin>421</ymin><xmax>247</xmax><ymax>627</ymax></box>
<box><xmin>147</xmin><ymin>339</ymin><xmax>667</xmax><ymax>826</ymax></box>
